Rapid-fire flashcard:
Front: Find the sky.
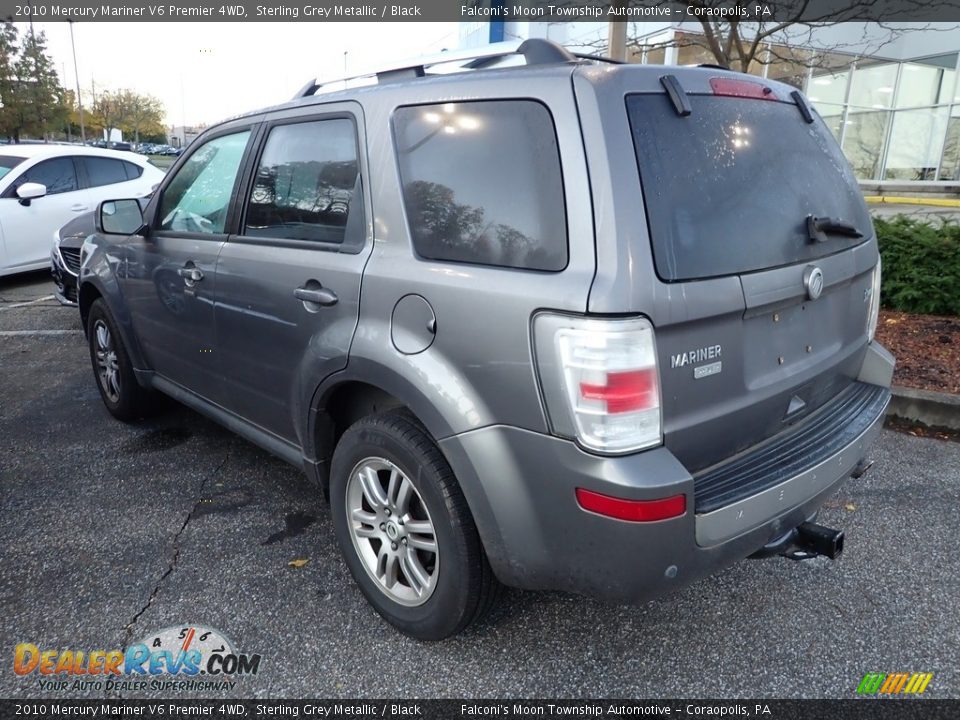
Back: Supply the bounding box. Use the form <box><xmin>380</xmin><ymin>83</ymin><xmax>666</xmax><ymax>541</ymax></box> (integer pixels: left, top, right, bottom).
<box><xmin>28</xmin><ymin>22</ymin><xmax>460</xmax><ymax>129</ymax></box>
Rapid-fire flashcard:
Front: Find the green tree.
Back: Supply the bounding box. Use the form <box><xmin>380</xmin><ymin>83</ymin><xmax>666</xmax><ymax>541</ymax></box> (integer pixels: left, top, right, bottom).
<box><xmin>91</xmin><ymin>89</ymin><xmax>125</xmax><ymax>142</ymax></box>
<box><xmin>14</xmin><ymin>26</ymin><xmax>63</xmax><ymax>140</ymax></box>
<box><xmin>0</xmin><ymin>22</ymin><xmax>19</xmax><ymax>140</ymax></box>
<box><xmin>117</xmin><ymin>89</ymin><xmax>164</xmax><ymax>144</ymax></box>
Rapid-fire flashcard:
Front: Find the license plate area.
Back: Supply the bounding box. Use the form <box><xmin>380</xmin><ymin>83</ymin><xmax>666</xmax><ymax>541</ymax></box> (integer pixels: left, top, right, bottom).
<box><xmin>743</xmin><ymin>289</ymin><xmax>851</xmax><ymax>391</ymax></box>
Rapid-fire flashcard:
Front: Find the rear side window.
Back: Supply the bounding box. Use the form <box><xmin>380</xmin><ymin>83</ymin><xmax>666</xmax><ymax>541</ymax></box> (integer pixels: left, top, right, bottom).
<box><xmin>18</xmin><ymin>157</ymin><xmax>78</xmax><ymax>195</ymax></box>
<box><xmin>123</xmin><ymin>161</ymin><xmax>144</xmax><ymax>180</ymax></box>
<box><xmin>244</xmin><ymin>119</ymin><xmax>361</xmax><ymax>246</ymax></box>
<box><xmin>84</xmin><ymin>157</ymin><xmax>128</xmax><ymax>188</ymax></box>
<box><xmin>394</xmin><ymin>100</ymin><xmax>567</xmax><ymax>271</ymax></box>
<box><xmin>626</xmin><ymin>93</ymin><xmax>872</xmax><ymax>281</ymax></box>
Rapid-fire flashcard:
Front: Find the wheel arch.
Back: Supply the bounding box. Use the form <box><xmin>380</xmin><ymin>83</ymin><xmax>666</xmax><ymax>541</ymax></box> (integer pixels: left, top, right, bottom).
<box><xmin>78</xmin><ymin>276</ymin><xmax>149</xmax><ymax>374</ymax></box>
<box><xmin>307</xmin><ymin>366</ymin><xmax>509</xmax><ymax>590</ymax></box>
<box><xmin>304</xmin><ymin>361</ymin><xmax>459</xmax><ymax>480</ymax></box>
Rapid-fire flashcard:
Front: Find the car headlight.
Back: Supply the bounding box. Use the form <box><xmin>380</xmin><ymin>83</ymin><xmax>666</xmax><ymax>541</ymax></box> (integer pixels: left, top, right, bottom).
<box><xmin>867</xmin><ymin>257</ymin><xmax>881</xmax><ymax>342</ymax></box>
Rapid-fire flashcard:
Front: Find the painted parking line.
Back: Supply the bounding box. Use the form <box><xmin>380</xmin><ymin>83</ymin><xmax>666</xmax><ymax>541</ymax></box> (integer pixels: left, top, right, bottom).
<box><xmin>0</xmin><ymin>330</ymin><xmax>83</xmax><ymax>336</ymax></box>
<box><xmin>0</xmin><ymin>295</ymin><xmax>56</xmax><ymax>311</ymax></box>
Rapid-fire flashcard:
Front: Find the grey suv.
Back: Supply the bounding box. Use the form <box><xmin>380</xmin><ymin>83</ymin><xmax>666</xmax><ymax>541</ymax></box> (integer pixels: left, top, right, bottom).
<box><xmin>78</xmin><ymin>40</ymin><xmax>893</xmax><ymax>640</ymax></box>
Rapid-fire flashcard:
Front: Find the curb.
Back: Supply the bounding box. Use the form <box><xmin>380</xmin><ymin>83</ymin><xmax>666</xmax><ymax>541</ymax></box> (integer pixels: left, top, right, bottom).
<box><xmin>864</xmin><ymin>195</ymin><xmax>960</xmax><ymax>208</ymax></box>
<box><xmin>887</xmin><ymin>385</ymin><xmax>960</xmax><ymax>431</ymax></box>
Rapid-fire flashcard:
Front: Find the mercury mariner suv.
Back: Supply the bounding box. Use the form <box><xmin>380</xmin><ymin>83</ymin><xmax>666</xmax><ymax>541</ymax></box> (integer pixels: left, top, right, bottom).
<box><xmin>78</xmin><ymin>40</ymin><xmax>893</xmax><ymax>640</ymax></box>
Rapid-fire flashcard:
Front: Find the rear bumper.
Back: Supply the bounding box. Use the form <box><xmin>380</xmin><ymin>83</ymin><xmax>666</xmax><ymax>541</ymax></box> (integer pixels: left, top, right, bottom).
<box><xmin>439</xmin><ymin>343</ymin><xmax>892</xmax><ymax>603</ymax></box>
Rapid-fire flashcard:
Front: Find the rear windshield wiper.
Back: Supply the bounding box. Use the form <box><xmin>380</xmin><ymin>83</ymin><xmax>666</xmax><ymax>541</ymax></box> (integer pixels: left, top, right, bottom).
<box><xmin>806</xmin><ymin>215</ymin><xmax>863</xmax><ymax>243</ymax></box>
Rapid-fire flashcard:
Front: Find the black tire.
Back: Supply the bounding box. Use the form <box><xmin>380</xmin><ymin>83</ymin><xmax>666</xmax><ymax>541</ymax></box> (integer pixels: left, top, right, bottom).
<box><xmin>86</xmin><ymin>298</ymin><xmax>156</xmax><ymax>422</ymax></box>
<box><xmin>330</xmin><ymin>411</ymin><xmax>500</xmax><ymax>640</ymax></box>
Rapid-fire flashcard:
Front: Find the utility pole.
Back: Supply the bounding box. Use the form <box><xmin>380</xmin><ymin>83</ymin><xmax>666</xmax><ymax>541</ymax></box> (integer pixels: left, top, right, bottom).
<box><xmin>68</xmin><ymin>20</ymin><xmax>86</xmax><ymax>142</ymax></box>
<box><xmin>607</xmin><ymin>2</ymin><xmax>628</xmax><ymax>62</ymax></box>
<box><xmin>62</xmin><ymin>62</ymin><xmax>71</xmax><ymax>141</ymax></box>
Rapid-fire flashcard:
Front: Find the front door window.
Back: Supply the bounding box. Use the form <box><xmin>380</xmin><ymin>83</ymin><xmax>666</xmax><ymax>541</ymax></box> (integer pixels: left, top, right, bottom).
<box><xmin>158</xmin><ymin>131</ymin><xmax>251</xmax><ymax>234</ymax></box>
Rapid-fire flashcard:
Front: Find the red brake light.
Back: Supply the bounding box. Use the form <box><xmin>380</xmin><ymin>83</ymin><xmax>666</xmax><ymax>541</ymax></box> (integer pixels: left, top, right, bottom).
<box><xmin>710</xmin><ymin>77</ymin><xmax>776</xmax><ymax>101</ymax></box>
<box><xmin>580</xmin><ymin>369</ymin><xmax>657</xmax><ymax>414</ymax></box>
<box><xmin>576</xmin><ymin>488</ymin><xmax>686</xmax><ymax>522</ymax></box>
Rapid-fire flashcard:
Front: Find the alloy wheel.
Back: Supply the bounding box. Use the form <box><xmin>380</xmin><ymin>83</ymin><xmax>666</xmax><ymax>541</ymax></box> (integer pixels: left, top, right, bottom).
<box><xmin>345</xmin><ymin>457</ymin><xmax>439</xmax><ymax>606</ymax></box>
<box><xmin>93</xmin><ymin>319</ymin><xmax>121</xmax><ymax>404</ymax></box>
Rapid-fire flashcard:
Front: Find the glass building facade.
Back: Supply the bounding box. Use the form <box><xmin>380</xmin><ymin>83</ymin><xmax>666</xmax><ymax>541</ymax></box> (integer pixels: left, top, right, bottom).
<box><xmin>636</xmin><ymin>31</ymin><xmax>960</xmax><ymax>184</ymax></box>
<box><xmin>806</xmin><ymin>54</ymin><xmax>959</xmax><ymax>182</ymax></box>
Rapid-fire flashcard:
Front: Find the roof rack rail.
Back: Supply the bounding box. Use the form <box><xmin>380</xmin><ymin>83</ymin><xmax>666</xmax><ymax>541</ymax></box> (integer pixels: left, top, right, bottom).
<box><xmin>292</xmin><ymin>38</ymin><xmax>578</xmax><ymax>100</ymax></box>
<box><xmin>573</xmin><ymin>52</ymin><xmax>624</xmax><ymax>65</ymax></box>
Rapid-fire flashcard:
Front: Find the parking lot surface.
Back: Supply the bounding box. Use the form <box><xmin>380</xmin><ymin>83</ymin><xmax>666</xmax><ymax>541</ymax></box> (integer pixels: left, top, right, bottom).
<box><xmin>1</xmin><ymin>271</ymin><xmax>958</xmax><ymax>699</ymax></box>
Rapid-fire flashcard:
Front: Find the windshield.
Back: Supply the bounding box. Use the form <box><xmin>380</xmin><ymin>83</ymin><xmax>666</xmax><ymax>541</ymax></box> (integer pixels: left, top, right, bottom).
<box><xmin>0</xmin><ymin>155</ymin><xmax>25</xmax><ymax>181</ymax></box>
<box><xmin>626</xmin><ymin>94</ymin><xmax>872</xmax><ymax>281</ymax></box>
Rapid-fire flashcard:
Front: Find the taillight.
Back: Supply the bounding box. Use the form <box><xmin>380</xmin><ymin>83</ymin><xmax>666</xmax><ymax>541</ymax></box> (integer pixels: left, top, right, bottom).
<box><xmin>533</xmin><ymin>314</ymin><xmax>662</xmax><ymax>454</ymax></box>
<box><xmin>580</xmin><ymin>369</ymin><xmax>657</xmax><ymax>415</ymax></box>
<box><xmin>710</xmin><ymin>77</ymin><xmax>777</xmax><ymax>101</ymax></box>
<box><xmin>867</xmin><ymin>257</ymin><xmax>882</xmax><ymax>341</ymax></box>
<box><xmin>576</xmin><ymin>488</ymin><xmax>686</xmax><ymax>522</ymax></box>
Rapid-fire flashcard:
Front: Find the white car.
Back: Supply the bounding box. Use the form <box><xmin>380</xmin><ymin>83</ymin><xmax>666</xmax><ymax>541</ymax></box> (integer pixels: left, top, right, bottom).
<box><xmin>0</xmin><ymin>145</ymin><xmax>164</xmax><ymax>277</ymax></box>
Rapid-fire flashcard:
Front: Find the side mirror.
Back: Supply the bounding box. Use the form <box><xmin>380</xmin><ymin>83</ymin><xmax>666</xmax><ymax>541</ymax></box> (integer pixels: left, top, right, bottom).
<box><xmin>16</xmin><ymin>182</ymin><xmax>46</xmax><ymax>206</ymax></box>
<box><xmin>97</xmin><ymin>199</ymin><xmax>147</xmax><ymax>236</ymax></box>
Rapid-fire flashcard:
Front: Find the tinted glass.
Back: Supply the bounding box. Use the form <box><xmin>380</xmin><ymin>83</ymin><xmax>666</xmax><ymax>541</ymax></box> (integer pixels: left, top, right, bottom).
<box><xmin>626</xmin><ymin>94</ymin><xmax>872</xmax><ymax>281</ymax></box>
<box><xmin>159</xmin><ymin>131</ymin><xmax>250</xmax><ymax>234</ymax></box>
<box><xmin>394</xmin><ymin>100</ymin><xmax>567</xmax><ymax>271</ymax></box>
<box><xmin>85</xmin><ymin>157</ymin><xmax>128</xmax><ymax>187</ymax></box>
<box><xmin>245</xmin><ymin>119</ymin><xmax>360</xmax><ymax>245</ymax></box>
<box><xmin>123</xmin><ymin>161</ymin><xmax>144</xmax><ymax>180</ymax></box>
<box><xmin>20</xmin><ymin>157</ymin><xmax>78</xmax><ymax>194</ymax></box>
<box><xmin>0</xmin><ymin>155</ymin><xmax>24</xmax><ymax>181</ymax></box>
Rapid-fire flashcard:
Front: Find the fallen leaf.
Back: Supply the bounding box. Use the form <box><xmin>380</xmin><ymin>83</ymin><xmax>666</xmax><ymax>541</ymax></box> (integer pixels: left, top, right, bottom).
<box><xmin>844</xmin><ymin>502</ymin><xmax>856</xmax><ymax>511</ymax></box>
<box><xmin>288</xmin><ymin>558</ymin><xmax>310</xmax><ymax>569</ymax></box>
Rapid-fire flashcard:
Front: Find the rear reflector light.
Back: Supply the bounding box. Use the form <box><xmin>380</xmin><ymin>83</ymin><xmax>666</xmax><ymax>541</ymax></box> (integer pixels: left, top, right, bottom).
<box><xmin>532</xmin><ymin>315</ymin><xmax>662</xmax><ymax>454</ymax></box>
<box><xmin>710</xmin><ymin>77</ymin><xmax>776</xmax><ymax>101</ymax></box>
<box><xmin>576</xmin><ymin>488</ymin><xmax>686</xmax><ymax>522</ymax></box>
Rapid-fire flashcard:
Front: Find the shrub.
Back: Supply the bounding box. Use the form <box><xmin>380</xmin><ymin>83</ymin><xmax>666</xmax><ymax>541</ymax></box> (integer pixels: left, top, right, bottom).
<box><xmin>873</xmin><ymin>215</ymin><xmax>960</xmax><ymax>316</ymax></box>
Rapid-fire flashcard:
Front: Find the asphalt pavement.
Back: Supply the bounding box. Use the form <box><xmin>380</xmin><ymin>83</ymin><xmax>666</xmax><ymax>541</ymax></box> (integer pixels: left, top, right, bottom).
<box><xmin>1</xmin><ymin>271</ymin><xmax>958</xmax><ymax>699</ymax></box>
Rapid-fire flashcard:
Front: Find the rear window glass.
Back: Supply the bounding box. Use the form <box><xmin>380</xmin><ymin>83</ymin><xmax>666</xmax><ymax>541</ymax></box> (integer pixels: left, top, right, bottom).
<box><xmin>626</xmin><ymin>94</ymin><xmax>872</xmax><ymax>281</ymax></box>
<box><xmin>394</xmin><ymin>100</ymin><xmax>567</xmax><ymax>271</ymax></box>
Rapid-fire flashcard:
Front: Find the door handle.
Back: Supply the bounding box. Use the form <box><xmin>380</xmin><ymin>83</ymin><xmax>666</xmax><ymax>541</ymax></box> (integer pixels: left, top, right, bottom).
<box><xmin>294</xmin><ymin>286</ymin><xmax>338</xmax><ymax>307</ymax></box>
<box><xmin>70</xmin><ymin>204</ymin><xmax>89</xmax><ymax>212</ymax></box>
<box><xmin>177</xmin><ymin>267</ymin><xmax>204</xmax><ymax>284</ymax></box>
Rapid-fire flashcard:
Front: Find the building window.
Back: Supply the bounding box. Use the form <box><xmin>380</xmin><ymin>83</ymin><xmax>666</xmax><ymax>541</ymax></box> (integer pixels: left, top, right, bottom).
<box><xmin>884</xmin><ymin>107</ymin><xmax>950</xmax><ymax>181</ymax></box>
<box><xmin>814</xmin><ymin>103</ymin><xmax>845</xmax><ymax>141</ymax></box>
<box><xmin>848</xmin><ymin>61</ymin><xmax>898</xmax><ymax>109</ymax></box>
<box><xmin>842</xmin><ymin>110</ymin><xmax>891</xmax><ymax>180</ymax></box>
<box><xmin>765</xmin><ymin>46</ymin><xmax>815</xmax><ymax>89</ymax></box>
<box><xmin>938</xmin><ymin>106</ymin><xmax>960</xmax><ymax>180</ymax></box>
<box><xmin>808</xmin><ymin>70</ymin><xmax>850</xmax><ymax>105</ymax></box>
<box><xmin>896</xmin><ymin>54</ymin><xmax>957</xmax><ymax>108</ymax></box>
<box><xmin>676</xmin><ymin>37</ymin><xmax>716</xmax><ymax>67</ymax></box>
